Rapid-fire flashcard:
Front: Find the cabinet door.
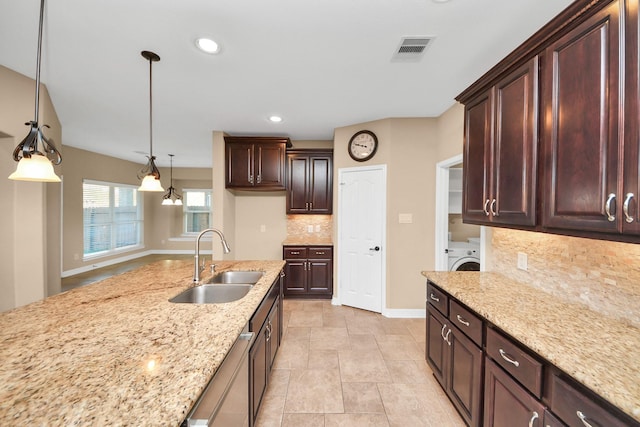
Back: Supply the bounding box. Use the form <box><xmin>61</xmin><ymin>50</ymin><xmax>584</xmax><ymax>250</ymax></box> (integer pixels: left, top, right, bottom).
<box><xmin>624</xmin><ymin>3</ymin><xmax>640</xmax><ymax>234</ymax></box>
<box><xmin>249</xmin><ymin>326</ymin><xmax>269</xmax><ymax>424</ymax></box>
<box><xmin>542</xmin><ymin>1</ymin><xmax>621</xmax><ymax>232</ymax></box>
<box><xmin>484</xmin><ymin>358</ymin><xmax>544</xmax><ymax>427</ymax></box>
<box><xmin>308</xmin><ymin>155</ymin><xmax>333</xmax><ymax>214</ymax></box>
<box><xmin>287</xmin><ymin>154</ymin><xmax>310</xmax><ymax>213</ymax></box>
<box><xmin>283</xmin><ymin>259</ymin><xmax>307</xmax><ymax>296</ymax></box>
<box><xmin>492</xmin><ymin>58</ymin><xmax>538</xmax><ymax>226</ymax></box>
<box><xmin>226</xmin><ymin>142</ymin><xmax>254</xmax><ymax>188</ymax></box>
<box><xmin>448</xmin><ymin>325</ymin><xmax>484</xmax><ymax>427</ymax></box>
<box><xmin>426</xmin><ymin>307</ymin><xmax>448</xmax><ymax>388</ymax></box>
<box><xmin>463</xmin><ymin>89</ymin><xmax>493</xmax><ymax>224</ymax></box>
<box><xmin>307</xmin><ymin>259</ymin><xmax>332</xmax><ymax>295</ymax></box>
<box><xmin>267</xmin><ymin>299</ymin><xmax>280</xmax><ymax>370</ymax></box>
<box><xmin>256</xmin><ymin>143</ymin><xmax>286</xmax><ymax>189</ymax></box>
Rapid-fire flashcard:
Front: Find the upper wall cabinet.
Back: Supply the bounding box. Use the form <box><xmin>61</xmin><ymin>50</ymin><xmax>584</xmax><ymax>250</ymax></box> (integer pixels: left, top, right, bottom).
<box><xmin>541</xmin><ymin>0</ymin><xmax>621</xmax><ymax>233</ymax></box>
<box><xmin>462</xmin><ymin>58</ymin><xmax>538</xmax><ymax>227</ymax></box>
<box><xmin>286</xmin><ymin>149</ymin><xmax>333</xmax><ymax>214</ymax></box>
<box><xmin>224</xmin><ymin>136</ymin><xmax>289</xmax><ymax>191</ymax></box>
<box><xmin>456</xmin><ymin>0</ymin><xmax>640</xmax><ymax>241</ymax></box>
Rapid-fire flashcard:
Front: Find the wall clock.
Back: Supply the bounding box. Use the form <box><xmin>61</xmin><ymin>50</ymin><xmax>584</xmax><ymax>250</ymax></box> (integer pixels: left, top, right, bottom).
<box><xmin>348</xmin><ymin>130</ymin><xmax>378</xmax><ymax>162</ymax></box>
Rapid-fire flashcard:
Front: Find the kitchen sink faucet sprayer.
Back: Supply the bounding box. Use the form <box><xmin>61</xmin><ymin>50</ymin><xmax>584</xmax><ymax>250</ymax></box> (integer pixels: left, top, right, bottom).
<box><xmin>193</xmin><ymin>228</ymin><xmax>231</xmax><ymax>283</ymax></box>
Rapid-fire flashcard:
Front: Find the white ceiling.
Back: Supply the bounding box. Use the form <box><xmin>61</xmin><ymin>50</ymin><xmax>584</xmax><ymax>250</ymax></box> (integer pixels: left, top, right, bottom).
<box><xmin>0</xmin><ymin>0</ymin><xmax>573</xmax><ymax>168</ymax></box>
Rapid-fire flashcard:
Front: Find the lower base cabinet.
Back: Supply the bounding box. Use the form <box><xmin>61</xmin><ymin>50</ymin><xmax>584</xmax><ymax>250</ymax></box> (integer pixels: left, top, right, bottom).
<box><xmin>249</xmin><ymin>272</ymin><xmax>283</xmax><ymax>427</ymax></box>
<box><xmin>282</xmin><ymin>246</ymin><xmax>333</xmax><ymax>298</ymax></box>
<box><xmin>426</xmin><ymin>280</ymin><xmax>640</xmax><ymax>427</ymax></box>
<box><xmin>427</xmin><ymin>306</ymin><xmax>483</xmax><ymax>427</ymax></box>
<box><xmin>484</xmin><ymin>358</ymin><xmax>544</xmax><ymax>427</ymax></box>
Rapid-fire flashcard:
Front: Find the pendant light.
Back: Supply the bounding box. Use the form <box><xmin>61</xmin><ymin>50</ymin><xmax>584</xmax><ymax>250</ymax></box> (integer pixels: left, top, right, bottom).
<box><xmin>137</xmin><ymin>50</ymin><xmax>164</xmax><ymax>192</ymax></box>
<box><xmin>8</xmin><ymin>0</ymin><xmax>62</xmax><ymax>182</ymax></box>
<box><xmin>161</xmin><ymin>154</ymin><xmax>183</xmax><ymax>205</ymax></box>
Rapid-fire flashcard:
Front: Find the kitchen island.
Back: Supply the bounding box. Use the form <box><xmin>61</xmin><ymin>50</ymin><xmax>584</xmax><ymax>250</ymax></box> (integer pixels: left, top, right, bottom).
<box><xmin>422</xmin><ymin>271</ymin><xmax>640</xmax><ymax>424</ymax></box>
<box><xmin>0</xmin><ymin>259</ymin><xmax>285</xmax><ymax>426</ymax></box>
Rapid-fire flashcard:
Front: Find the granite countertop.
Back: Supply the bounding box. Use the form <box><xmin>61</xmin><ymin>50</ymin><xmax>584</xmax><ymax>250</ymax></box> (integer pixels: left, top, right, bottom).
<box><xmin>422</xmin><ymin>271</ymin><xmax>640</xmax><ymax>423</ymax></box>
<box><xmin>282</xmin><ymin>237</ymin><xmax>333</xmax><ymax>246</ymax></box>
<box><xmin>0</xmin><ymin>259</ymin><xmax>285</xmax><ymax>426</ymax></box>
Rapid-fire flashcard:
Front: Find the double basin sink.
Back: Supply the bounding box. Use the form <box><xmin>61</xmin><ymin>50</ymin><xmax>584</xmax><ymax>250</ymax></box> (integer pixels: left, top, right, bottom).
<box><xmin>169</xmin><ymin>271</ymin><xmax>264</xmax><ymax>304</ymax></box>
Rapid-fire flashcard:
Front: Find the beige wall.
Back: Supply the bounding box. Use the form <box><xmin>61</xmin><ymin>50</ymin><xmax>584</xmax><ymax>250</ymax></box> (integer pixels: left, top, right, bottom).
<box><xmin>62</xmin><ymin>146</ymin><xmax>213</xmax><ymax>272</ymax></box>
<box><xmin>0</xmin><ymin>65</ymin><xmax>62</xmax><ymax>311</ymax></box>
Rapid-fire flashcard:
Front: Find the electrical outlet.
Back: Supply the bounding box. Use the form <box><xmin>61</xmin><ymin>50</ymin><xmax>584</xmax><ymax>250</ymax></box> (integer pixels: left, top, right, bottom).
<box><xmin>307</xmin><ymin>225</ymin><xmax>314</xmax><ymax>233</ymax></box>
<box><xmin>517</xmin><ymin>252</ymin><xmax>528</xmax><ymax>271</ymax></box>
<box><xmin>315</xmin><ymin>224</ymin><xmax>321</xmax><ymax>232</ymax></box>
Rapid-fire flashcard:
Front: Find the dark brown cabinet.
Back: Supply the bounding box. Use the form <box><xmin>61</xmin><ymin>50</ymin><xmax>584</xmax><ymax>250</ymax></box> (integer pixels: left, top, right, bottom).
<box><xmin>224</xmin><ymin>136</ymin><xmax>288</xmax><ymax>190</ymax></box>
<box><xmin>426</xmin><ymin>286</ymin><xmax>483</xmax><ymax>427</ymax></box>
<box><xmin>249</xmin><ymin>272</ymin><xmax>282</xmax><ymax>426</ymax></box>
<box><xmin>542</xmin><ymin>0</ymin><xmax>621</xmax><ymax>233</ymax></box>
<box><xmin>286</xmin><ymin>149</ymin><xmax>333</xmax><ymax>214</ymax></box>
<box><xmin>463</xmin><ymin>58</ymin><xmax>538</xmax><ymax>227</ymax></box>
<box><xmin>484</xmin><ymin>358</ymin><xmax>545</xmax><ymax>427</ymax></box>
<box><xmin>426</xmin><ymin>279</ymin><xmax>640</xmax><ymax>427</ymax></box>
<box><xmin>282</xmin><ymin>246</ymin><xmax>333</xmax><ymax>298</ymax></box>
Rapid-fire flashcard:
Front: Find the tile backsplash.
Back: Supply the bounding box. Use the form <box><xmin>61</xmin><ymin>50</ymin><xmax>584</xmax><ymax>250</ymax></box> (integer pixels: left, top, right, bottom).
<box><xmin>286</xmin><ymin>215</ymin><xmax>333</xmax><ymax>240</ymax></box>
<box><xmin>490</xmin><ymin>228</ymin><xmax>640</xmax><ymax>327</ymax></box>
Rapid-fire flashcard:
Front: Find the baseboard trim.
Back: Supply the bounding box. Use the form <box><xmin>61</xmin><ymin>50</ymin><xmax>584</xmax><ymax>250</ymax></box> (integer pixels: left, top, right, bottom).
<box><xmin>382</xmin><ymin>308</ymin><xmax>426</xmax><ymax>319</ymax></box>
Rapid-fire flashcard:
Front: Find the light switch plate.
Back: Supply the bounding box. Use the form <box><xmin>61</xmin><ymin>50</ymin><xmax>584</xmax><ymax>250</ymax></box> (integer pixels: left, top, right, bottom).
<box><xmin>398</xmin><ymin>213</ymin><xmax>413</xmax><ymax>224</ymax></box>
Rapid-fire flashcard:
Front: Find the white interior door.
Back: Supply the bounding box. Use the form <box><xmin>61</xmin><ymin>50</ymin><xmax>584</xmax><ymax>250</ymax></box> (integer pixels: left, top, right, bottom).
<box><xmin>338</xmin><ymin>165</ymin><xmax>386</xmax><ymax>313</ymax></box>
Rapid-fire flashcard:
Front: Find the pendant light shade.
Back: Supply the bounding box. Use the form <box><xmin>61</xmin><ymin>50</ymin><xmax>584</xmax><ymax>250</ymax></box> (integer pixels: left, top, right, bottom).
<box><xmin>8</xmin><ymin>0</ymin><xmax>62</xmax><ymax>182</ymax></box>
<box><xmin>161</xmin><ymin>154</ymin><xmax>183</xmax><ymax>205</ymax></box>
<box><xmin>137</xmin><ymin>50</ymin><xmax>164</xmax><ymax>192</ymax></box>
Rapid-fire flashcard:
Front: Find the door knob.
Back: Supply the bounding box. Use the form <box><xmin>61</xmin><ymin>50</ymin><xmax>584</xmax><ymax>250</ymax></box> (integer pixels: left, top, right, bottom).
<box><xmin>369</xmin><ymin>246</ymin><xmax>380</xmax><ymax>251</ymax></box>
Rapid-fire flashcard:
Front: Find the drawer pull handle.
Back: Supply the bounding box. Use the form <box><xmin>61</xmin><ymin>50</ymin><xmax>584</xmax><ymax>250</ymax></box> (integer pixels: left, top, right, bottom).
<box><xmin>577</xmin><ymin>411</ymin><xmax>599</xmax><ymax>427</ymax></box>
<box><xmin>483</xmin><ymin>199</ymin><xmax>490</xmax><ymax>216</ymax></box>
<box><xmin>499</xmin><ymin>349</ymin><xmax>520</xmax><ymax>367</ymax></box>
<box><xmin>605</xmin><ymin>193</ymin><xmax>616</xmax><ymax>222</ymax></box>
<box><xmin>456</xmin><ymin>314</ymin><xmax>470</xmax><ymax>327</ymax></box>
<box><xmin>316</xmin><ymin>252</ymin><xmax>325</xmax><ymax>255</ymax></box>
<box><xmin>528</xmin><ymin>411</ymin><xmax>539</xmax><ymax>427</ymax></box>
<box><xmin>290</xmin><ymin>251</ymin><xmax>300</xmax><ymax>255</ymax></box>
<box><xmin>490</xmin><ymin>198</ymin><xmax>497</xmax><ymax>216</ymax></box>
<box><xmin>430</xmin><ymin>293</ymin><xmax>440</xmax><ymax>302</ymax></box>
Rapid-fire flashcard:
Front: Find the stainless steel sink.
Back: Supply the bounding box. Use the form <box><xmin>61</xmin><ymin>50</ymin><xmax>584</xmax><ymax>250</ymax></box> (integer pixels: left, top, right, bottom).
<box><xmin>169</xmin><ymin>284</ymin><xmax>252</xmax><ymax>304</ymax></box>
<box><xmin>207</xmin><ymin>271</ymin><xmax>264</xmax><ymax>284</ymax></box>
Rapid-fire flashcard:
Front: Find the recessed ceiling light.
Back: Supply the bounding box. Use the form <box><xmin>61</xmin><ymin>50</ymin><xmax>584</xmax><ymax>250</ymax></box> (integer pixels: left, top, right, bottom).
<box><xmin>269</xmin><ymin>115</ymin><xmax>283</xmax><ymax>123</ymax></box>
<box><xmin>195</xmin><ymin>37</ymin><xmax>220</xmax><ymax>54</ymax></box>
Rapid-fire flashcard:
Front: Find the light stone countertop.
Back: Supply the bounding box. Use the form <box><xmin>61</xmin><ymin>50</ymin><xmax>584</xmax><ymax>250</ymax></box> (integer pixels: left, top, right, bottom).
<box><xmin>0</xmin><ymin>259</ymin><xmax>285</xmax><ymax>426</ymax></box>
<box><xmin>422</xmin><ymin>271</ymin><xmax>640</xmax><ymax>423</ymax></box>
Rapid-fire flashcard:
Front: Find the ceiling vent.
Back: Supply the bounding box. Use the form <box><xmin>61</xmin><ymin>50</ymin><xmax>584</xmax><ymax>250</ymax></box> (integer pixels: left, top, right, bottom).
<box><xmin>392</xmin><ymin>36</ymin><xmax>434</xmax><ymax>62</ymax></box>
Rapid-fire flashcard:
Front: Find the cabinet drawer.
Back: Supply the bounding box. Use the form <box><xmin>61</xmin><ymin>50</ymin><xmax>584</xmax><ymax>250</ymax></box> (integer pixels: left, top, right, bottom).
<box><xmin>486</xmin><ymin>327</ymin><xmax>543</xmax><ymax>398</ymax></box>
<box><xmin>250</xmin><ymin>279</ymin><xmax>279</xmax><ymax>332</ymax></box>
<box><xmin>427</xmin><ymin>282</ymin><xmax>448</xmax><ymax>316</ymax></box>
<box><xmin>449</xmin><ymin>300</ymin><xmax>483</xmax><ymax>346</ymax></box>
<box><xmin>550</xmin><ymin>375</ymin><xmax>630</xmax><ymax>427</ymax></box>
<box><xmin>283</xmin><ymin>247</ymin><xmax>308</xmax><ymax>259</ymax></box>
<box><xmin>308</xmin><ymin>247</ymin><xmax>332</xmax><ymax>259</ymax></box>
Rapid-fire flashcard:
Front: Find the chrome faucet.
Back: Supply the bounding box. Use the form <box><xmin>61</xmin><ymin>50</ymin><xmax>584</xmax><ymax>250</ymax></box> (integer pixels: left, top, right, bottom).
<box><xmin>193</xmin><ymin>228</ymin><xmax>231</xmax><ymax>283</ymax></box>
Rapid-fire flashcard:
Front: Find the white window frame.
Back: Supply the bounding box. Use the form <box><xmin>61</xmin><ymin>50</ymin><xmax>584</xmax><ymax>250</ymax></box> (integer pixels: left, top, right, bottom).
<box><xmin>182</xmin><ymin>188</ymin><xmax>213</xmax><ymax>235</ymax></box>
<box><xmin>82</xmin><ymin>179</ymin><xmax>144</xmax><ymax>260</ymax></box>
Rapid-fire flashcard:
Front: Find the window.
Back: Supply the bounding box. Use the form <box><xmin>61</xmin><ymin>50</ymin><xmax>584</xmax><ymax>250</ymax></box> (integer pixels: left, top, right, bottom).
<box><xmin>83</xmin><ymin>180</ymin><xmax>143</xmax><ymax>258</ymax></box>
<box><xmin>183</xmin><ymin>189</ymin><xmax>212</xmax><ymax>234</ymax></box>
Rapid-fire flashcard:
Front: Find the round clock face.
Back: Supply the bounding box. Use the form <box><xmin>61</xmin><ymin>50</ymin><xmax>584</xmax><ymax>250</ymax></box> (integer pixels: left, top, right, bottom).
<box><xmin>348</xmin><ymin>130</ymin><xmax>378</xmax><ymax>162</ymax></box>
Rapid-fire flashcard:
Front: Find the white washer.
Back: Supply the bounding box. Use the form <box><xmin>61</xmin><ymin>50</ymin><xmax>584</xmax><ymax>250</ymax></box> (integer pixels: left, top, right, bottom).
<box><xmin>447</xmin><ymin>241</ymin><xmax>480</xmax><ymax>271</ymax></box>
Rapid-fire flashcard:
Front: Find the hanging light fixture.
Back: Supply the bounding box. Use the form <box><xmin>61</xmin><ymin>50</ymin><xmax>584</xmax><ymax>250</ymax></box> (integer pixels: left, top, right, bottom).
<box><xmin>8</xmin><ymin>0</ymin><xmax>62</xmax><ymax>182</ymax></box>
<box><xmin>137</xmin><ymin>50</ymin><xmax>164</xmax><ymax>192</ymax></box>
<box><xmin>162</xmin><ymin>154</ymin><xmax>183</xmax><ymax>206</ymax></box>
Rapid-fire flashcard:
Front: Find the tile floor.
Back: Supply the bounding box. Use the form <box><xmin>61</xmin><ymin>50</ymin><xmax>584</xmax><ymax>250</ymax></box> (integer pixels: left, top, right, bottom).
<box><xmin>256</xmin><ymin>299</ymin><xmax>466</xmax><ymax>427</ymax></box>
